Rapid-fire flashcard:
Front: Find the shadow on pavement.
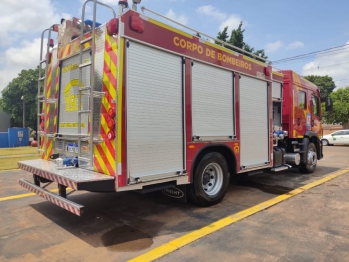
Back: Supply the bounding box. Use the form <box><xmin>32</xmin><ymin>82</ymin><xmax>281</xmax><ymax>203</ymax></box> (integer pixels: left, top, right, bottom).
<box><xmin>28</xmin><ymin>165</ymin><xmax>339</xmax><ymax>252</ymax></box>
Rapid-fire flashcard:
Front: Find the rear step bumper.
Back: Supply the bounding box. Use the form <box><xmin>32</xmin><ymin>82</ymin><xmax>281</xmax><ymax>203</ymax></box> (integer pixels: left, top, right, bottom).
<box><xmin>18</xmin><ymin>159</ymin><xmax>115</xmax><ymax>191</ymax></box>
<box><xmin>19</xmin><ymin>179</ymin><xmax>84</xmax><ymax>216</ymax></box>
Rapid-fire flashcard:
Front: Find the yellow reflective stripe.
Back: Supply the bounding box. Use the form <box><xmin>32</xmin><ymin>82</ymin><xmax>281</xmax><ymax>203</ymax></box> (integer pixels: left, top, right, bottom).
<box><xmin>117</xmin><ymin>38</ymin><xmax>124</xmax><ymax>171</ymax></box>
<box><xmin>272</xmin><ymin>71</ymin><xmax>283</xmax><ymax>77</ymax></box>
<box><xmin>243</xmin><ymin>55</ymin><xmax>265</xmax><ymax>66</ymax></box>
<box><xmin>149</xmin><ymin>18</ymin><xmax>193</xmax><ymax>39</ymax></box>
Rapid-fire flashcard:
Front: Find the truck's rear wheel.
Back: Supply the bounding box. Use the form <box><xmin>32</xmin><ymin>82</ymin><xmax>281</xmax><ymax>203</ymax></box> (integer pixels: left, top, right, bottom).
<box><xmin>299</xmin><ymin>142</ymin><xmax>317</xmax><ymax>174</ymax></box>
<box><xmin>187</xmin><ymin>152</ymin><xmax>229</xmax><ymax>206</ymax></box>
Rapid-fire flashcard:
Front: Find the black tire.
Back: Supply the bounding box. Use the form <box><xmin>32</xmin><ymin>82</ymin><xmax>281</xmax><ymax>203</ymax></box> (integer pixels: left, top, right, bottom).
<box><xmin>322</xmin><ymin>139</ymin><xmax>329</xmax><ymax>146</ymax></box>
<box><xmin>299</xmin><ymin>143</ymin><xmax>317</xmax><ymax>174</ymax></box>
<box><xmin>187</xmin><ymin>152</ymin><xmax>230</xmax><ymax>206</ymax></box>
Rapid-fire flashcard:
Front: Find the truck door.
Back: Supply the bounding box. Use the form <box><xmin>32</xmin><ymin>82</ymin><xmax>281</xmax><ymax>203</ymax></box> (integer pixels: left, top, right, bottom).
<box><xmin>311</xmin><ymin>94</ymin><xmax>321</xmax><ymax>136</ymax></box>
<box><xmin>295</xmin><ymin>89</ymin><xmax>308</xmax><ymax>136</ymax></box>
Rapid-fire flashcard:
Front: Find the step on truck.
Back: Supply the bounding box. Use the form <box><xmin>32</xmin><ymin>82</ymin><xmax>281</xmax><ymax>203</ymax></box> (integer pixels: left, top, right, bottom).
<box><xmin>18</xmin><ymin>0</ymin><xmax>333</xmax><ymax>216</ymax></box>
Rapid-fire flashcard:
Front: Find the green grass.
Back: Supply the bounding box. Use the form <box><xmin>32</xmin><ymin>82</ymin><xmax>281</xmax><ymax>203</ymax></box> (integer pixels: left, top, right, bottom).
<box><xmin>0</xmin><ymin>156</ymin><xmax>39</xmax><ymax>171</ymax></box>
<box><xmin>0</xmin><ymin>146</ymin><xmax>38</xmax><ymax>156</ymax></box>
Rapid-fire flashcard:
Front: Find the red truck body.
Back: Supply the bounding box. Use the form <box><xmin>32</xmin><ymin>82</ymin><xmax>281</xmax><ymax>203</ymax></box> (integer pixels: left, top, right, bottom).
<box><xmin>17</xmin><ymin>1</ymin><xmax>326</xmax><ymax>216</ymax></box>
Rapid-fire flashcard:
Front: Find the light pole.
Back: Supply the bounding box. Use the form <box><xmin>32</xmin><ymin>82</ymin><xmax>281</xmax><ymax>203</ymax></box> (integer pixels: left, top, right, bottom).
<box><xmin>21</xmin><ymin>95</ymin><xmax>25</xmax><ymax>128</ymax></box>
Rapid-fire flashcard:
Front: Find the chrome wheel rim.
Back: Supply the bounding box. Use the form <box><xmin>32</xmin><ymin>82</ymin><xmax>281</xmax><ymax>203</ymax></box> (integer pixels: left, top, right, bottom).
<box><xmin>202</xmin><ymin>163</ymin><xmax>223</xmax><ymax>196</ymax></box>
<box><xmin>307</xmin><ymin>148</ymin><xmax>317</xmax><ymax>169</ymax></box>
<box><xmin>322</xmin><ymin>140</ymin><xmax>328</xmax><ymax>146</ymax></box>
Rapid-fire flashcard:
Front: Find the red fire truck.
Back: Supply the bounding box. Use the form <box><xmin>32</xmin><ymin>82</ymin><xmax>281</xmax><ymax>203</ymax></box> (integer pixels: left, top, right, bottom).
<box><xmin>18</xmin><ymin>0</ymin><xmax>333</xmax><ymax>216</ymax></box>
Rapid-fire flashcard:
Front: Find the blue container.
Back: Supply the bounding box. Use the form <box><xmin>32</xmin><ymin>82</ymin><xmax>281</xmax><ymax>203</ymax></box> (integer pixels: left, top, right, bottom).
<box><xmin>0</xmin><ymin>132</ymin><xmax>9</xmax><ymax>148</ymax></box>
<box><xmin>8</xmin><ymin>128</ymin><xmax>29</xmax><ymax>147</ymax></box>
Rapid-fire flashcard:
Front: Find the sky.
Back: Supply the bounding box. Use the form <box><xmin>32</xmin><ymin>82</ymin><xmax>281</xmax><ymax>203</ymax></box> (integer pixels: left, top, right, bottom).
<box><xmin>1</xmin><ymin>0</ymin><xmax>349</xmax><ymax>96</ymax></box>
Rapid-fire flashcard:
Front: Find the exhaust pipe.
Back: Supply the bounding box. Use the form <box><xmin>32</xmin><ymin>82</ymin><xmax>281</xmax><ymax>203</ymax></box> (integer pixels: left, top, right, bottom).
<box><xmin>285</xmin><ymin>153</ymin><xmax>300</xmax><ymax>166</ymax></box>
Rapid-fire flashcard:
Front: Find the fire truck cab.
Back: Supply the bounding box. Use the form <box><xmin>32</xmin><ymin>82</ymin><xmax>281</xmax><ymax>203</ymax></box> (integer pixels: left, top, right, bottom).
<box><xmin>18</xmin><ymin>0</ymin><xmax>332</xmax><ymax>216</ymax></box>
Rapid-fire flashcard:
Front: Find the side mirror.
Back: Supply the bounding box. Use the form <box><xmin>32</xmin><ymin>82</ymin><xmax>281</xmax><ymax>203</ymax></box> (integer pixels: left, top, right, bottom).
<box><xmin>321</xmin><ymin>97</ymin><xmax>333</xmax><ymax>112</ymax></box>
<box><xmin>325</xmin><ymin>97</ymin><xmax>333</xmax><ymax>112</ymax></box>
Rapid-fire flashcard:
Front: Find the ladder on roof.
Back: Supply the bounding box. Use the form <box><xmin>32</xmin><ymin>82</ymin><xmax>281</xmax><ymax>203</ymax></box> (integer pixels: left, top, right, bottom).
<box><xmin>77</xmin><ymin>0</ymin><xmax>117</xmax><ymax>167</ymax></box>
<box><xmin>37</xmin><ymin>25</ymin><xmax>59</xmax><ymax>155</ymax></box>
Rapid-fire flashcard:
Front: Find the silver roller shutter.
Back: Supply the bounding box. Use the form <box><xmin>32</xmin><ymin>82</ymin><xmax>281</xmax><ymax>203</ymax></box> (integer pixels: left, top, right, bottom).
<box><xmin>240</xmin><ymin>75</ymin><xmax>269</xmax><ymax>168</ymax></box>
<box><xmin>272</xmin><ymin>81</ymin><xmax>282</xmax><ymax>100</ymax></box>
<box><xmin>127</xmin><ymin>41</ymin><xmax>184</xmax><ymax>181</ymax></box>
<box><xmin>192</xmin><ymin>62</ymin><xmax>234</xmax><ymax>139</ymax></box>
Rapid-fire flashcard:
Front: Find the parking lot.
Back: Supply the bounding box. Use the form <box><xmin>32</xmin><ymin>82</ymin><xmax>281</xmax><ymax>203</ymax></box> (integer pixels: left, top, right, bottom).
<box><xmin>0</xmin><ymin>146</ymin><xmax>348</xmax><ymax>261</ymax></box>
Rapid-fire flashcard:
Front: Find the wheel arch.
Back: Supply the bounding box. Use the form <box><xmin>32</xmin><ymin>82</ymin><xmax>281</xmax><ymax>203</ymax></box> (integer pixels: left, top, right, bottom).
<box><xmin>190</xmin><ymin>144</ymin><xmax>237</xmax><ymax>183</ymax></box>
<box><xmin>302</xmin><ymin>131</ymin><xmax>322</xmax><ymax>161</ymax></box>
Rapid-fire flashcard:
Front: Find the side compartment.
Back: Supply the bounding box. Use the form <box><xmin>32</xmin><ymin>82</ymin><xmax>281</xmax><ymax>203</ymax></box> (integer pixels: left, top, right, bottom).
<box><xmin>191</xmin><ymin>61</ymin><xmax>235</xmax><ymax>140</ymax></box>
<box><xmin>126</xmin><ymin>41</ymin><xmax>185</xmax><ymax>182</ymax></box>
<box><xmin>239</xmin><ymin>75</ymin><xmax>270</xmax><ymax>169</ymax></box>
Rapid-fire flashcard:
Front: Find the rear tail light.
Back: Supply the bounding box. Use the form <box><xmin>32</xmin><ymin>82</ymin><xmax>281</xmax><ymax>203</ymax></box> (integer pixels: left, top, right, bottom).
<box><xmin>108</xmin><ymin>119</ymin><xmax>115</xmax><ymax>129</ymax></box>
<box><xmin>108</xmin><ymin>108</ymin><xmax>116</xmax><ymax>118</ymax></box>
<box><xmin>107</xmin><ymin>107</ymin><xmax>116</xmax><ymax>141</ymax></box>
<box><xmin>107</xmin><ymin>131</ymin><xmax>115</xmax><ymax>141</ymax></box>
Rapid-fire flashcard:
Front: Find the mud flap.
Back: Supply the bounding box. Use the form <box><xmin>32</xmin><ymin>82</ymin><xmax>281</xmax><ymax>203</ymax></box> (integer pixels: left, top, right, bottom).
<box><xmin>161</xmin><ymin>184</ymin><xmax>187</xmax><ymax>203</ymax></box>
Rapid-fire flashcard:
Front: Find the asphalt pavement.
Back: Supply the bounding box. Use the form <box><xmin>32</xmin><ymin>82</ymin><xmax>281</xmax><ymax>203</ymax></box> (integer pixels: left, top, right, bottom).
<box><xmin>0</xmin><ymin>146</ymin><xmax>348</xmax><ymax>261</ymax></box>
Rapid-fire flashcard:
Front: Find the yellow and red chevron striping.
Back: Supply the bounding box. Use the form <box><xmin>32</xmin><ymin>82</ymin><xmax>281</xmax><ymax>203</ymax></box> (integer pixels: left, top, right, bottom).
<box><xmin>41</xmin><ymin>63</ymin><xmax>53</xmax><ymax>160</ymax></box>
<box><xmin>58</xmin><ymin>33</ymin><xmax>92</xmax><ymax>60</ymax></box>
<box><xmin>53</xmin><ymin>63</ymin><xmax>60</xmax><ymax>132</ymax></box>
<box><xmin>93</xmin><ymin>33</ymin><xmax>117</xmax><ymax>176</ymax></box>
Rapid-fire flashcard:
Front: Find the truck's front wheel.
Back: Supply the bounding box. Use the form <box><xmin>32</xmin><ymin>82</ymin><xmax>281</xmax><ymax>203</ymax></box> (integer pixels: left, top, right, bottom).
<box><xmin>188</xmin><ymin>152</ymin><xmax>229</xmax><ymax>206</ymax></box>
<box><xmin>299</xmin><ymin>143</ymin><xmax>317</xmax><ymax>173</ymax></box>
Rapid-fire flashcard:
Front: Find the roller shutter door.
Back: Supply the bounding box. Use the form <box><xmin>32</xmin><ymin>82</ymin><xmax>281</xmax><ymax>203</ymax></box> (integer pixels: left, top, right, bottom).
<box><xmin>192</xmin><ymin>62</ymin><xmax>234</xmax><ymax>139</ymax></box>
<box><xmin>272</xmin><ymin>81</ymin><xmax>282</xmax><ymax>99</ymax></box>
<box><xmin>127</xmin><ymin>41</ymin><xmax>184</xmax><ymax>181</ymax></box>
<box><xmin>240</xmin><ymin>75</ymin><xmax>269</xmax><ymax>168</ymax></box>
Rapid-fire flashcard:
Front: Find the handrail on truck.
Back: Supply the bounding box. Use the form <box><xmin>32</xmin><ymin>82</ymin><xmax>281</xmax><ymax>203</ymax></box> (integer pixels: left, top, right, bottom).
<box><xmin>140</xmin><ymin>6</ymin><xmax>271</xmax><ymax>65</ymax></box>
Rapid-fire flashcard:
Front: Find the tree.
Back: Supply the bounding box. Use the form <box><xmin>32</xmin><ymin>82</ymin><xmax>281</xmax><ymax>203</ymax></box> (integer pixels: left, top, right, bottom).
<box><xmin>0</xmin><ymin>68</ymin><xmax>39</xmax><ymax>130</ymax></box>
<box><xmin>215</xmin><ymin>22</ymin><xmax>268</xmax><ymax>62</ymax></box>
<box><xmin>215</xmin><ymin>27</ymin><xmax>229</xmax><ymax>44</ymax></box>
<box><xmin>322</xmin><ymin>87</ymin><xmax>349</xmax><ymax>128</ymax></box>
<box><xmin>303</xmin><ymin>75</ymin><xmax>336</xmax><ymax>99</ymax></box>
<box><xmin>228</xmin><ymin>22</ymin><xmax>244</xmax><ymax>48</ymax></box>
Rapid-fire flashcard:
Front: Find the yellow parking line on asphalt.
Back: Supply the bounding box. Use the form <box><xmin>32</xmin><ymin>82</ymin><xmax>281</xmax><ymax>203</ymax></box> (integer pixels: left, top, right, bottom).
<box><xmin>128</xmin><ymin>168</ymin><xmax>349</xmax><ymax>262</ymax></box>
<box><xmin>0</xmin><ymin>169</ymin><xmax>20</xmax><ymax>172</ymax></box>
<box><xmin>0</xmin><ymin>189</ymin><xmax>59</xmax><ymax>202</ymax></box>
<box><xmin>0</xmin><ymin>188</ymin><xmax>72</xmax><ymax>202</ymax></box>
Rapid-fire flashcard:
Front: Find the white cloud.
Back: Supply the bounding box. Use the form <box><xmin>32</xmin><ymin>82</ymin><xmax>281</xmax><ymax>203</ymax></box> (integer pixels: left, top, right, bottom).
<box><xmin>165</xmin><ymin>9</ymin><xmax>188</xmax><ymax>25</ymax></box>
<box><xmin>218</xmin><ymin>15</ymin><xmax>242</xmax><ymax>32</ymax></box>
<box><xmin>0</xmin><ymin>0</ymin><xmax>66</xmax><ymax>45</ymax></box>
<box><xmin>302</xmin><ymin>41</ymin><xmax>349</xmax><ymax>88</ymax></box>
<box><xmin>287</xmin><ymin>41</ymin><xmax>304</xmax><ymax>50</ymax></box>
<box><xmin>196</xmin><ymin>5</ymin><xmax>243</xmax><ymax>32</ymax></box>
<box><xmin>265</xmin><ymin>41</ymin><xmax>284</xmax><ymax>53</ymax></box>
<box><xmin>0</xmin><ymin>0</ymin><xmax>72</xmax><ymax>93</ymax></box>
<box><xmin>196</xmin><ymin>5</ymin><xmax>227</xmax><ymax>21</ymax></box>
<box><xmin>0</xmin><ymin>38</ymin><xmax>42</xmax><ymax>92</ymax></box>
